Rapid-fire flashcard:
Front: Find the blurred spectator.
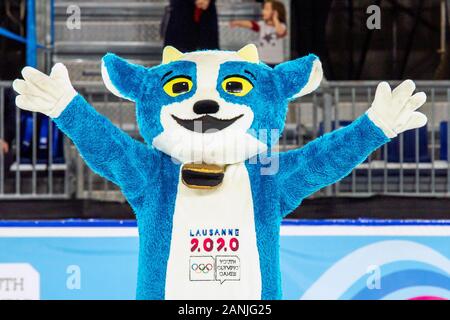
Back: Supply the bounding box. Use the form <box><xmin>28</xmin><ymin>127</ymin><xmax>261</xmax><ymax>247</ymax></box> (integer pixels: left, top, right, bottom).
<box><xmin>1</xmin><ymin>87</ymin><xmax>16</xmax><ymax>175</ymax></box>
<box><xmin>290</xmin><ymin>0</ymin><xmax>332</xmax><ymax>78</ymax></box>
<box><xmin>0</xmin><ymin>1</ymin><xmax>26</xmax><ymax>80</ymax></box>
<box><xmin>0</xmin><ymin>139</ymin><xmax>7</xmax><ymax>154</ymax></box>
<box><xmin>163</xmin><ymin>0</ymin><xmax>219</xmax><ymax>52</ymax></box>
<box><xmin>230</xmin><ymin>0</ymin><xmax>287</xmax><ymax>67</ymax></box>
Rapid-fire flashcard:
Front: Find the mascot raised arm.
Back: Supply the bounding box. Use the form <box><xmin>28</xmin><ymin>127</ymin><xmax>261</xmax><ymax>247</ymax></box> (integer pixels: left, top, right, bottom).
<box><xmin>13</xmin><ymin>44</ymin><xmax>427</xmax><ymax>299</ymax></box>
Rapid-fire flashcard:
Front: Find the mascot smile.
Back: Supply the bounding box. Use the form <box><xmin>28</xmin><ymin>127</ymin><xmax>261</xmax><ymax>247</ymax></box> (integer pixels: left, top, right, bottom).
<box><xmin>13</xmin><ymin>44</ymin><xmax>427</xmax><ymax>300</ymax></box>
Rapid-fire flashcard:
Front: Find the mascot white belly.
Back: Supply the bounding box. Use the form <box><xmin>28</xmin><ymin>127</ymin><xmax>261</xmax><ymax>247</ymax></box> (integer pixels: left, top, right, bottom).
<box><xmin>165</xmin><ymin>163</ymin><xmax>262</xmax><ymax>299</ymax></box>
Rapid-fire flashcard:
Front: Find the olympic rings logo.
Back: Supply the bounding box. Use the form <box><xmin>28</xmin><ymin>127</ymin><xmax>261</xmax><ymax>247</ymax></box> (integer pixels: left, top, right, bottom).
<box><xmin>191</xmin><ymin>263</ymin><xmax>213</xmax><ymax>273</ymax></box>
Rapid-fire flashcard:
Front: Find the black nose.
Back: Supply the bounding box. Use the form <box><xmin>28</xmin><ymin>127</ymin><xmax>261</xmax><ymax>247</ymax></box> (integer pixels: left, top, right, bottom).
<box><xmin>193</xmin><ymin>100</ymin><xmax>219</xmax><ymax>114</ymax></box>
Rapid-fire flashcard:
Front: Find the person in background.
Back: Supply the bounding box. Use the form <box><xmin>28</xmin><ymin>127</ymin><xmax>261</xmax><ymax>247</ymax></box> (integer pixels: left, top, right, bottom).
<box><xmin>163</xmin><ymin>0</ymin><xmax>219</xmax><ymax>52</ymax></box>
<box><xmin>230</xmin><ymin>0</ymin><xmax>287</xmax><ymax>67</ymax></box>
<box><xmin>0</xmin><ymin>137</ymin><xmax>7</xmax><ymax>154</ymax></box>
<box><xmin>0</xmin><ymin>87</ymin><xmax>16</xmax><ymax>177</ymax></box>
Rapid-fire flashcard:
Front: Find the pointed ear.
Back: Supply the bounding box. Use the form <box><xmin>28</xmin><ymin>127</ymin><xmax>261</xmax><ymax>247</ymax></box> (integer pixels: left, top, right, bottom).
<box><xmin>101</xmin><ymin>53</ymin><xmax>147</xmax><ymax>101</ymax></box>
<box><xmin>274</xmin><ymin>54</ymin><xmax>323</xmax><ymax>100</ymax></box>
<box><xmin>237</xmin><ymin>44</ymin><xmax>259</xmax><ymax>63</ymax></box>
<box><xmin>162</xmin><ymin>46</ymin><xmax>184</xmax><ymax>64</ymax></box>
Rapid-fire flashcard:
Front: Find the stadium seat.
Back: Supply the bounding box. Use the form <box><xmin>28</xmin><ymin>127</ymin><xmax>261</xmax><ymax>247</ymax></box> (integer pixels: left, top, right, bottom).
<box><xmin>20</xmin><ymin>113</ymin><xmax>65</xmax><ymax>164</ymax></box>
<box><xmin>440</xmin><ymin>121</ymin><xmax>450</xmax><ymax>160</ymax></box>
<box><xmin>382</xmin><ymin>125</ymin><xmax>430</xmax><ymax>162</ymax></box>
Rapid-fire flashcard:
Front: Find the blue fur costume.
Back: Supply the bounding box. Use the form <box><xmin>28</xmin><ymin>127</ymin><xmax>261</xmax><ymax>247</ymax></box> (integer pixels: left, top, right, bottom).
<box><xmin>52</xmin><ymin>50</ymin><xmax>389</xmax><ymax>299</ymax></box>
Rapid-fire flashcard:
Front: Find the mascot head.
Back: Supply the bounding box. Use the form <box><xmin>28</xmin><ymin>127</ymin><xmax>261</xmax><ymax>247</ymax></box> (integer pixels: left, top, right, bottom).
<box><xmin>101</xmin><ymin>44</ymin><xmax>322</xmax><ymax>165</ymax></box>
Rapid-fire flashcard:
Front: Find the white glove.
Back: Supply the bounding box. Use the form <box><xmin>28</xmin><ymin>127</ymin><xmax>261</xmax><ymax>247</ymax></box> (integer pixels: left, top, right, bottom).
<box><xmin>367</xmin><ymin>80</ymin><xmax>427</xmax><ymax>138</ymax></box>
<box><xmin>13</xmin><ymin>63</ymin><xmax>77</xmax><ymax>119</ymax></box>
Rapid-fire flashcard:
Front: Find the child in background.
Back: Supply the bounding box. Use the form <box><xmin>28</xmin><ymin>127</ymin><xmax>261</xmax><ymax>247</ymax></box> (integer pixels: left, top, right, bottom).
<box><xmin>230</xmin><ymin>0</ymin><xmax>287</xmax><ymax>67</ymax></box>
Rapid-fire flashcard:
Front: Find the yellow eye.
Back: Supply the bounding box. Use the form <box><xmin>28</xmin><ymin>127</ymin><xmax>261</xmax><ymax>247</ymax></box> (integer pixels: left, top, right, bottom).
<box><xmin>163</xmin><ymin>77</ymin><xmax>193</xmax><ymax>97</ymax></box>
<box><xmin>221</xmin><ymin>76</ymin><xmax>253</xmax><ymax>97</ymax></box>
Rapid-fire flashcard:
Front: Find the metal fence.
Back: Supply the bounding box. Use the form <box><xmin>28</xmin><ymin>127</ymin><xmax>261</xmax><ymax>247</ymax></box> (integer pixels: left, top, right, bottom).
<box><xmin>0</xmin><ymin>81</ymin><xmax>70</xmax><ymax>199</ymax></box>
<box><xmin>292</xmin><ymin>81</ymin><xmax>450</xmax><ymax>198</ymax></box>
<box><xmin>2</xmin><ymin>80</ymin><xmax>450</xmax><ymax>201</ymax></box>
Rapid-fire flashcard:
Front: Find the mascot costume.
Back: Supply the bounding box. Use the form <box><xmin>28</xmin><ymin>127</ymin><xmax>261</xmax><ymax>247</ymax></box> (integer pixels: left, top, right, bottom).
<box><xmin>13</xmin><ymin>44</ymin><xmax>427</xmax><ymax>300</ymax></box>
